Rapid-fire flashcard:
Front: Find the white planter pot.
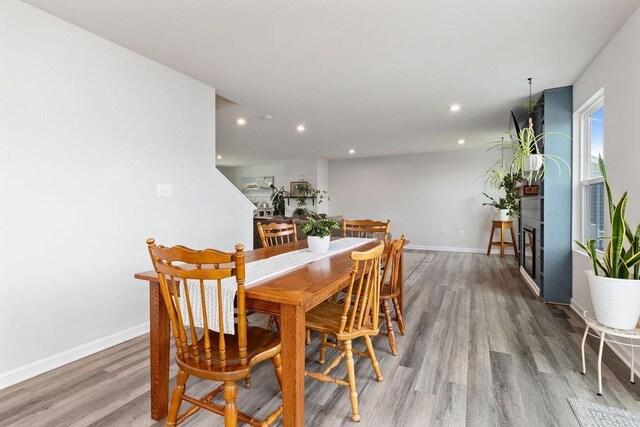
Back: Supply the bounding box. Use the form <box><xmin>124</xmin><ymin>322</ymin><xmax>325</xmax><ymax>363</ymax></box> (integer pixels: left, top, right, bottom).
<box><xmin>523</xmin><ymin>154</ymin><xmax>543</xmax><ymax>172</ymax></box>
<box><xmin>307</xmin><ymin>236</ymin><xmax>331</xmax><ymax>253</ymax></box>
<box><xmin>586</xmin><ymin>270</ymin><xmax>640</xmax><ymax>330</ymax></box>
<box><xmin>498</xmin><ymin>209</ymin><xmax>510</xmax><ymax>221</ymax></box>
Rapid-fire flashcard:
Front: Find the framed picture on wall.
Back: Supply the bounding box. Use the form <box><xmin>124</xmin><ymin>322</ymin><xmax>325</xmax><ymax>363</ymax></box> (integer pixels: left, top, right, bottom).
<box><xmin>240</xmin><ymin>176</ymin><xmax>274</xmax><ymax>201</ymax></box>
<box><xmin>290</xmin><ymin>181</ymin><xmax>310</xmax><ymax>197</ymax></box>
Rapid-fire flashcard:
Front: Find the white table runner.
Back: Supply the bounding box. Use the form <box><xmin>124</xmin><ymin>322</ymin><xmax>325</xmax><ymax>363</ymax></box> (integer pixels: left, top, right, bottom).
<box><xmin>179</xmin><ymin>237</ymin><xmax>375</xmax><ymax>334</ymax></box>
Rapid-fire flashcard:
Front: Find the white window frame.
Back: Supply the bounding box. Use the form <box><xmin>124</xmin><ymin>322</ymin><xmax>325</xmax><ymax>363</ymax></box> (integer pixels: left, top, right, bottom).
<box><xmin>578</xmin><ymin>90</ymin><xmax>605</xmax><ymax>251</ymax></box>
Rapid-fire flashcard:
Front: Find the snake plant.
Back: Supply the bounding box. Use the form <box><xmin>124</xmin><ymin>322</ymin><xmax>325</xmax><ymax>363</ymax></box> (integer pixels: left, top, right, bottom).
<box><xmin>575</xmin><ymin>156</ymin><xmax>640</xmax><ymax>279</ymax></box>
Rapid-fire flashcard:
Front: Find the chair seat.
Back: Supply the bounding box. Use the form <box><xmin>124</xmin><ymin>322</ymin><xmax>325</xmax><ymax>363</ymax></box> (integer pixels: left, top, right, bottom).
<box><xmin>380</xmin><ymin>282</ymin><xmax>400</xmax><ymax>299</ymax></box>
<box><xmin>306</xmin><ymin>301</ymin><xmax>377</xmax><ymax>339</ymax></box>
<box><xmin>347</xmin><ymin>281</ymin><xmax>398</xmax><ymax>299</ymax></box>
<box><xmin>176</xmin><ymin>325</ymin><xmax>281</xmax><ymax>380</ymax></box>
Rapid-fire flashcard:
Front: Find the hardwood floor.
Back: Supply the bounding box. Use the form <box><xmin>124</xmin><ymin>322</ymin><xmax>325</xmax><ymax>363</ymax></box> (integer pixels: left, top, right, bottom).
<box><xmin>2</xmin><ymin>251</ymin><xmax>640</xmax><ymax>426</ymax></box>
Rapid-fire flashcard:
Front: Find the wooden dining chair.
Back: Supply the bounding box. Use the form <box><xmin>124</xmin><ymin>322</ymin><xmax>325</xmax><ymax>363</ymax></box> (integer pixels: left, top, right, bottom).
<box><xmin>305</xmin><ymin>242</ymin><xmax>385</xmax><ymax>422</ymax></box>
<box><xmin>342</xmin><ymin>219</ymin><xmax>391</xmax><ymax>241</ymax></box>
<box><xmin>256</xmin><ymin>221</ymin><xmax>310</xmax><ymax>343</ymax></box>
<box><xmin>146</xmin><ymin>239</ymin><xmax>283</xmax><ymax>427</ymax></box>
<box><xmin>256</xmin><ymin>221</ymin><xmax>297</xmax><ymax>248</ymax></box>
<box><xmin>379</xmin><ymin>236</ymin><xmax>406</xmax><ymax>356</ymax></box>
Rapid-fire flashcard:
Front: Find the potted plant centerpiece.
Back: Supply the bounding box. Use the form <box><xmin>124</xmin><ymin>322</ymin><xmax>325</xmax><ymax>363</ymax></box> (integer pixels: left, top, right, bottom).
<box><xmin>576</xmin><ymin>157</ymin><xmax>640</xmax><ymax>330</ymax></box>
<box><xmin>301</xmin><ymin>215</ymin><xmax>339</xmax><ymax>253</ymax></box>
<box><xmin>482</xmin><ymin>193</ymin><xmax>510</xmax><ymax>221</ymax></box>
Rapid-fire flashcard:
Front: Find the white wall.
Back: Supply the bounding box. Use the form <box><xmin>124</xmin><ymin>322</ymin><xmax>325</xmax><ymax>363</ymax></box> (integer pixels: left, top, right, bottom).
<box><xmin>316</xmin><ymin>158</ymin><xmax>329</xmax><ymax>215</ymax></box>
<box><xmin>0</xmin><ymin>0</ymin><xmax>253</xmax><ymax>387</ymax></box>
<box><xmin>571</xmin><ymin>6</ymin><xmax>640</xmax><ymax>313</ymax></box>
<box><xmin>329</xmin><ymin>148</ymin><xmax>501</xmax><ymax>251</ymax></box>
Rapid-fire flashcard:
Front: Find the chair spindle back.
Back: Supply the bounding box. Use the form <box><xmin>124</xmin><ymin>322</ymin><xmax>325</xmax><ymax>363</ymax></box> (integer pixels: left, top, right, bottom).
<box><xmin>342</xmin><ymin>219</ymin><xmax>391</xmax><ymax>241</ymax></box>
<box><xmin>146</xmin><ymin>239</ymin><xmax>248</xmax><ymax>368</ymax></box>
<box><xmin>381</xmin><ymin>236</ymin><xmax>406</xmax><ymax>295</ymax></box>
<box><xmin>257</xmin><ymin>222</ymin><xmax>298</xmax><ymax>248</ymax></box>
<box><xmin>339</xmin><ymin>242</ymin><xmax>385</xmax><ymax>334</ymax></box>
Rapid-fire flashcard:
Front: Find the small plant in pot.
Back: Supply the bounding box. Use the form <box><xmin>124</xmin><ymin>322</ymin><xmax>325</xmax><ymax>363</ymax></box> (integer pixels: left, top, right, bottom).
<box><xmin>301</xmin><ymin>215</ymin><xmax>339</xmax><ymax>253</ymax></box>
<box><xmin>482</xmin><ymin>193</ymin><xmax>510</xmax><ymax>221</ymax></box>
<box><xmin>576</xmin><ymin>156</ymin><xmax>640</xmax><ymax>330</ymax></box>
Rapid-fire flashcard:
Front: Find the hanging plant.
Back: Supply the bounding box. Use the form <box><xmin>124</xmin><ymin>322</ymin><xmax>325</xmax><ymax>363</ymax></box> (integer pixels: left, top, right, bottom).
<box><xmin>486</xmin><ymin>118</ymin><xmax>569</xmax><ymax>184</ymax></box>
<box><xmin>485</xmin><ymin>78</ymin><xmax>570</xmax><ymax>184</ymax></box>
<box><xmin>484</xmin><ymin>166</ymin><xmax>507</xmax><ymax>189</ymax></box>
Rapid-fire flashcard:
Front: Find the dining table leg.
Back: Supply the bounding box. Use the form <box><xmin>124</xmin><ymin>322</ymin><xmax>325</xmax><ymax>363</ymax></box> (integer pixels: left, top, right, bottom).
<box><xmin>149</xmin><ymin>281</ymin><xmax>170</xmax><ymax>421</ymax></box>
<box><xmin>280</xmin><ymin>304</ymin><xmax>306</xmax><ymax>427</ymax></box>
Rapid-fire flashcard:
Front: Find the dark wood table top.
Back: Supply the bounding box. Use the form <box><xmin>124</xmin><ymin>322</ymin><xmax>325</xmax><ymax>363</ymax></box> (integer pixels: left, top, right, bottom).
<box><xmin>135</xmin><ymin>238</ymin><xmax>381</xmax><ymax>310</ymax></box>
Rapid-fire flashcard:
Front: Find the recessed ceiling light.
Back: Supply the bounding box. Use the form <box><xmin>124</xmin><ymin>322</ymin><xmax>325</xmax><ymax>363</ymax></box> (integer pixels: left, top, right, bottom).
<box><xmin>216</xmin><ymin>155</ymin><xmax>223</xmax><ymax>159</ymax></box>
<box><xmin>237</xmin><ymin>118</ymin><xmax>246</xmax><ymax>125</ymax></box>
<box><xmin>296</xmin><ymin>124</ymin><xmax>305</xmax><ymax>132</ymax></box>
<box><xmin>458</xmin><ymin>139</ymin><xmax>465</xmax><ymax>145</ymax></box>
<box><xmin>349</xmin><ymin>149</ymin><xmax>355</xmax><ymax>154</ymax></box>
<box><xmin>449</xmin><ymin>104</ymin><xmax>461</xmax><ymax>112</ymax></box>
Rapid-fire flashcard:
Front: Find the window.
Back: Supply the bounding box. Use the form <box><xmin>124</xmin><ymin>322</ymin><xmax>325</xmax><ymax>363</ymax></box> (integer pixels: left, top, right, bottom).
<box><xmin>580</xmin><ymin>95</ymin><xmax>605</xmax><ymax>251</ymax></box>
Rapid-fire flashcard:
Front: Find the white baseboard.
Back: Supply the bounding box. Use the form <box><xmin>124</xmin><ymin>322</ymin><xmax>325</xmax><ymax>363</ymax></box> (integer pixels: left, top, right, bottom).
<box><xmin>405</xmin><ymin>244</ymin><xmax>505</xmax><ymax>255</ymax></box>
<box><xmin>569</xmin><ymin>299</ymin><xmax>640</xmax><ymax>378</ymax></box>
<box><xmin>0</xmin><ymin>322</ymin><xmax>150</xmax><ymax>390</ymax></box>
<box><xmin>519</xmin><ymin>267</ymin><xmax>541</xmax><ymax>298</ymax></box>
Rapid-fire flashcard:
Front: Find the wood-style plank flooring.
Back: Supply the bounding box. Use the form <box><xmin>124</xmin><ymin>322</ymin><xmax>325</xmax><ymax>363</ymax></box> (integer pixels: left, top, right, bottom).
<box><xmin>2</xmin><ymin>251</ymin><xmax>640</xmax><ymax>426</ymax></box>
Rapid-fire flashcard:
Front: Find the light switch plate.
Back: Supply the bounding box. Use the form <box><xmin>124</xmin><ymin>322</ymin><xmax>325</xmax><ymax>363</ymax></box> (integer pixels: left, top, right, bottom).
<box><xmin>157</xmin><ymin>184</ymin><xmax>173</xmax><ymax>198</ymax></box>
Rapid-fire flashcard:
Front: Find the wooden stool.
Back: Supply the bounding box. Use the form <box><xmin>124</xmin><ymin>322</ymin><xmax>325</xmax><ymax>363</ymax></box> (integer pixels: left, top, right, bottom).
<box><xmin>486</xmin><ymin>220</ymin><xmax>518</xmax><ymax>258</ymax></box>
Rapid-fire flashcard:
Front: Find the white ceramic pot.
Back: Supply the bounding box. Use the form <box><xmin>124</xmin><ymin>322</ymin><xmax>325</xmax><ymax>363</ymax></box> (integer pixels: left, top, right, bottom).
<box><xmin>498</xmin><ymin>209</ymin><xmax>510</xmax><ymax>221</ymax></box>
<box><xmin>586</xmin><ymin>270</ymin><xmax>640</xmax><ymax>330</ymax></box>
<box><xmin>308</xmin><ymin>236</ymin><xmax>331</xmax><ymax>253</ymax></box>
<box><xmin>524</xmin><ymin>154</ymin><xmax>543</xmax><ymax>172</ymax></box>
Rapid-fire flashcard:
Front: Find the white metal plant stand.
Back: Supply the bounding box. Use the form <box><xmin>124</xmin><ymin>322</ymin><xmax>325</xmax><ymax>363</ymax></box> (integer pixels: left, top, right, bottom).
<box><xmin>581</xmin><ymin>311</ymin><xmax>640</xmax><ymax>396</ymax></box>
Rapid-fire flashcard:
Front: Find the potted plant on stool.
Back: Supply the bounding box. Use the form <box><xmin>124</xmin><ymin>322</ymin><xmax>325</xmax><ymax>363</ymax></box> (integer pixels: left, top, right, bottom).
<box><xmin>576</xmin><ymin>156</ymin><xmax>640</xmax><ymax>330</ymax></box>
<box><xmin>301</xmin><ymin>215</ymin><xmax>339</xmax><ymax>253</ymax></box>
<box><xmin>482</xmin><ymin>193</ymin><xmax>510</xmax><ymax>221</ymax></box>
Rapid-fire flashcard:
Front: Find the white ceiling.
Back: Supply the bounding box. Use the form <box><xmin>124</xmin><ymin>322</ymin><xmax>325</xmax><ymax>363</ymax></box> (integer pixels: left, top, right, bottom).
<box><xmin>23</xmin><ymin>0</ymin><xmax>640</xmax><ymax>166</ymax></box>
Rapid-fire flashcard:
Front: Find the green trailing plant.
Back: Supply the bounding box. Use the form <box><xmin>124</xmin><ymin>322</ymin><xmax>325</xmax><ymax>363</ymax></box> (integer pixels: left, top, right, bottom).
<box><xmin>293</xmin><ymin>180</ymin><xmax>329</xmax><ymax>217</ymax></box>
<box><xmin>295</xmin><ymin>181</ymin><xmax>329</xmax><ymax>205</ymax></box>
<box><xmin>269</xmin><ymin>185</ymin><xmax>285</xmax><ymax>215</ymax></box>
<box><xmin>575</xmin><ymin>156</ymin><xmax>640</xmax><ymax>279</ymax></box>
<box><xmin>300</xmin><ymin>215</ymin><xmax>339</xmax><ymax>238</ymax></box>
<box><xmin>501</xmin><ymin>173</ymin><xmax>521</xmax><ymax>218</ymax></box>
<box><xmin>482</xmin><ymin>193</ymin><xmax>508</xmax><ymax>210</ymax></box>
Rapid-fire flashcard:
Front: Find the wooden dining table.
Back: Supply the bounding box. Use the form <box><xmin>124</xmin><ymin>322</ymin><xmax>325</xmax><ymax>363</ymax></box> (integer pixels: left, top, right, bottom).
<box><xmin>134</xmin><ymin>237</ymin><xmax>404</xmax><ymax>427</ymax></box>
